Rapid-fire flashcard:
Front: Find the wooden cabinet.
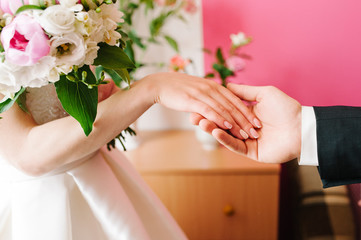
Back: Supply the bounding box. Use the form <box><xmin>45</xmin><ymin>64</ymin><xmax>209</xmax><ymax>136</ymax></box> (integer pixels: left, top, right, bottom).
<box><xmin>125</xmin><ymin>130</ymin><xmax>280</xmax><ymax>240</ymax></box>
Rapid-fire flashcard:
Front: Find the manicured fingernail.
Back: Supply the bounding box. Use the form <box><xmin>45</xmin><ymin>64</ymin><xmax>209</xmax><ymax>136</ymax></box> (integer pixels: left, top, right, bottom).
<box><xmin>250</xmin><ymin>128</ymin><xmax>259</xmax><ymax>138</ymax></box>
<box><xmin>240</xmin><ymin>129</ymin><xmax>249</xmax><ymax>139</ymax></box>
<box><xmin>224</xmin><ymin>121</ymin><xmax>233</xmax><ymax>129</ymax></box>
<box><xmin>253</xmin><ymin>118</ymin><xmax>262</xmax><ymax>128</ymax></box>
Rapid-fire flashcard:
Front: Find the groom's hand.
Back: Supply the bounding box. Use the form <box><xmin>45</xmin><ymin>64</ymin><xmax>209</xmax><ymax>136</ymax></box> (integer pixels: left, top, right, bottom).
<box><xmin>191</xmin><ymin>84</ymin><xmax>302</xmax><ymax>164</ymax></box>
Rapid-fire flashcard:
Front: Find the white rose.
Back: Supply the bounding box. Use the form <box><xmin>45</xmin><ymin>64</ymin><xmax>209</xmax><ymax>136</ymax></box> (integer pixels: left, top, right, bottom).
<box><xmin>0</xmin><ymin>63</ymin><xmax>21</xmax><ymax>100</ymax></box>
<box><xmin>40</xmin><ymin>5</ymin><xmax>75</xmax><ymax>35</ymax></box>
<box><xmin>50</xmin><ymin>33</ymin><xmax>86</xmax><ymax>67</ymax></box>
<box><xmin>27</xmin><ymin>56</ymin><xmax>57</xmax><ymax>86</ymax></box>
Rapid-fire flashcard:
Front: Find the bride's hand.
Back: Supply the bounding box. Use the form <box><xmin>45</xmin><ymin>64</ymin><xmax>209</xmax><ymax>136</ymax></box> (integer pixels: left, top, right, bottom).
<box><xmin>141</xmin><ymin>72</ymin><xmax>261</xmax><ymax>139</ymax></box>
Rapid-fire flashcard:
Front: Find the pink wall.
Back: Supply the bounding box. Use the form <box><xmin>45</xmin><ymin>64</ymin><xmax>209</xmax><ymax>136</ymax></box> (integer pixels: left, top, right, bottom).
<box><xmin>202</xmin><ymin>0</ymin><xmax>361</xmax><ymax>106</ymax></box>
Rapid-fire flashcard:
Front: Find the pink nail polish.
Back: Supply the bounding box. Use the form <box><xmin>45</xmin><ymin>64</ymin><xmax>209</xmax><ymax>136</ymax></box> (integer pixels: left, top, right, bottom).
<box><xmin>224</xmin><ymin>121</ymin><xmax>233</xmax><ymax>129</ymax></box>
<box><xmin>250</xmin><ymin>128</ymin><xmax>259</xmax><ymax>139</ymax></box>
<box><xmin>253</xmin><ymin>118</ymin><xmax>262</xmax><ymax>128</ymax></box>
<box><xmin>240</xmin><ymin>130</ymin><xmax>249</xmax><ymax>139</ymax></box>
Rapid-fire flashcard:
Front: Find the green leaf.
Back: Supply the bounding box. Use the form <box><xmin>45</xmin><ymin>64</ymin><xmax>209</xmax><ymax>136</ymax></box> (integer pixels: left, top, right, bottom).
<box><xmin>204</xmin><ymin>73</ymin><xmax>215</xmax><ymax>79</ymax></box>
<box><xmin>95</xmin><ymin>66</ymin><xmax>104</xmax><ymax>80</ymax></box>
<box><xmin>15</xmin><ymin>5</ymin><xmax>44</xmax><ymax>15</ymax></box>
<box><xmin>0</xmin><ymin>88</ymin><xmax>26</xmax><ymax>114</ymax></box>
<box><xmin>113</xmin><ymin>68</ymin><xmax>131</xmax><ymax>86</ymax></box>
<box><xmin>213</xmin><ymin>63</ymin><xmax>234</xmax><ymax>82</ymax></box>
<box><xmin>95</xmin><ymin>66</ymin><xmax>131</xmax><ymax>88</ymax></box>
<box><xmin>107</xmin><ymin>126</ymin><xmax>136</xmax><ymax>151</ymax></box>
<box><xmin>80</xmin><ymin>0</ymin><xmax>90</xmax><ymax>11</ymax></box>
<box><xmin>129</xmin><ymin>30</ymin><xmax>146</xmax><ymax>50</ymax></box>
<box><xmin>93</xmin><ymin>43</ymin><xmax>136</xmax><ymax>69</ymax></box>
<box><xmin>216</xmin><ymin>48</ymin><xmax>225</xmax><ymax>65</ymax></box>
<box><xmin>149</xmin><ymin>13</ymin><xmax>168</xmax><ymax>37</ymax></box>
<box><xmin>124</xmin><ymin>40</ymin><xmax>135</xmax><ymax>64</ymax></box>
<box><xmin>55</xmin><ymin>66</ymin><xmax>98</xmax><ymax>136</ymax></box>
<box><xmin>16</xmin><ymin>89</ymin><xmax>28</xmax><ymax>113</ymax></box>
<box><xmin>164</xmin><ymin>35</ymin><xmax>179</xmax><ymax>52</ymax></box>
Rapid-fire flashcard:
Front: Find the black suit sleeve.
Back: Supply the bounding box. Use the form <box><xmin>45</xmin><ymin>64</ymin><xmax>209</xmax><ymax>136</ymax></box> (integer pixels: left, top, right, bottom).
<box><xmin>314</xmin><ymin>106</ymin><xmax>361</xmax><ymax>188</ymax></box>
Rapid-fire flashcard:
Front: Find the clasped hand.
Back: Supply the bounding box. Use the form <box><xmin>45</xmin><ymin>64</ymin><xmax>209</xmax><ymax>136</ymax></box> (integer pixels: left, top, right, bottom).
<box><xmin>190</xmin><ymin>84</ymin><xmax>302</xmax><ymax>164</ymax></box>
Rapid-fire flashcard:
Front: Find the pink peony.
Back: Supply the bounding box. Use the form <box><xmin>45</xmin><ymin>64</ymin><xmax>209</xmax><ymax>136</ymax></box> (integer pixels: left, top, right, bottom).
<box><xmin>226</xmin><ymin>56</ymin><xmax>246</xmax><ymax>72</ymax></box>
<box><xmin>0</xmin><ymin>0</ymin><xmax>29</xmax><ymax>15</ymax></box>
<box><xmin>1</xmin><ymin>14</ymin><xmax>50</xmax><ymax>66</ymax></box>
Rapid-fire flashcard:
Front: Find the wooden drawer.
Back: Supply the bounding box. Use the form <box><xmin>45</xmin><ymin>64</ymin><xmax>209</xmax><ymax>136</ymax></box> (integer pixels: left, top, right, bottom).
<box><xmin>143</xmin><ymin>173</ymin><xmax>279</xmax><ymax>240</ymax></box>
<box><xmin>124</xmin><ymin>131</ymin><xmax>280</xmax><ymax>240</ymax></box>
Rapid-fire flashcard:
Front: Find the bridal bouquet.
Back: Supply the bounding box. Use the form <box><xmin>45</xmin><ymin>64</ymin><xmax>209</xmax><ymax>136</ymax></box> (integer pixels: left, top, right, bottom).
<box><xmin>0</xmin><ymin>0</ymin><xmax>135</xmax><ymax>136</ymax></box>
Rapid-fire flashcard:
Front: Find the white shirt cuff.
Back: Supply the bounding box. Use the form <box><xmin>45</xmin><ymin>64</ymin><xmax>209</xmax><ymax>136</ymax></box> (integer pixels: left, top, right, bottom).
<box><xmin>299</xmin><ymin>106</ymin><xmax>319</xmax><ymax>166</ymax></box>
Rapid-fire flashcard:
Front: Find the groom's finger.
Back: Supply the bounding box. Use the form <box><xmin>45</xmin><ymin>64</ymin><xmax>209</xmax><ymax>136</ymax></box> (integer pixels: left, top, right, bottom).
<box><xmin>189</xmin><ymin>113</ymin><xmax>204</xmax><ymax>125</ymax></box>
<box><xmin>212</xmin><ymin>128</ymin><xmax>247</xmax><ymax>154</ymax></box>
<box><xmin>227</xmin><ymin>83</ymin><xmax>264</xmax><ymax>102</ymax></box>
<box><xmin>199</xmin><ymin>119</ymin><xmax>217</xmax><ymax>134</ymax></box>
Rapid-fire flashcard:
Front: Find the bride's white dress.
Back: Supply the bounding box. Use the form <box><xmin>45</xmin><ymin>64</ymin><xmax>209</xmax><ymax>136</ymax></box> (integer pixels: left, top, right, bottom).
<box><xmin>0</xmin><ymin>85</ymin><xmax>187</xmax><ymax>240</ymax></box>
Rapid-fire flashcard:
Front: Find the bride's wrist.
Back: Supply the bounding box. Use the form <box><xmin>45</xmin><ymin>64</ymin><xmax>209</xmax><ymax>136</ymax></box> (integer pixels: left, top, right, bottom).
<box><xmin>131</xmin><ymin>73</ymin><xmax>162</xmax><ymax>107</ymax></box>
<box><xmin>136</xmin><ymin>73</ymin><xmax>166</xmax><ymax>105</ymax></box>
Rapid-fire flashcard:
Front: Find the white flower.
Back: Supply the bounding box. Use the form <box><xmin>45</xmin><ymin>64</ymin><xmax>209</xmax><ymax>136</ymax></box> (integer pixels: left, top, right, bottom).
<box><xmin>84</xmin><ymin>40</ymin><xmax>99</xmax><ymax>65</ymax></box>
<box><xmin>40</xmin><ymin>5</ymin><xmax>76</xmax><ymax>35</ymax></box>
<box><xmin>48</xmin><ymin>67</ymin><xmax>60</xmax><ymax>83</ymax></box>
<box><xmin>100</xmin><ymin>4</ymin><xmax>124</xmax><ymax>25</ymax></box>
<box><xmin>74</xmin><ymin>12</ymin><xmax>92</xmax><ymax>37</ymax></box>
<box><xmin>87</xmin><ymin>10</ymin><xmax>105</xmax><ymax>43</ymax></box>
<box><xmin>97</xmin><ymin>4</ymin><xmax>123</xmax><ymax>45</ymax></box>
<box><xmin>0</xmin><ymin>56</ymin><xmax>56</xmax><ymax>100</ymax></box>
<box><xmin>50</xmin><ymin>33</ymin><xmax>86</xmax><ymax>70</ymax></box>
<box><xmin>0</xmin><ymin>63</ymin><xmax>21</xmax><ymax>100</ymax></box>
<box><xmin>75</xmin><ymin>11</ymin><xmax>89</xmax><ymax>22</ymax></box>
<box><xmin>230</xmin><ymin>32</ymin><xmax>249</xmax><ymax>47</ymax></box>
<box><xmin>27</xmin><ymin>56</ymin><xmax>57</xmax><ymax>86</ymax></box>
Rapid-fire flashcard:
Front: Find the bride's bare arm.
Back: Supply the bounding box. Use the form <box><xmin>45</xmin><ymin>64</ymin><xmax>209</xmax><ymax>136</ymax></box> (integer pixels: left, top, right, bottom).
<box><xmin>0</xmin><ymin>72</ymin><xmax>259</xmax><ymax>176</ymax></box>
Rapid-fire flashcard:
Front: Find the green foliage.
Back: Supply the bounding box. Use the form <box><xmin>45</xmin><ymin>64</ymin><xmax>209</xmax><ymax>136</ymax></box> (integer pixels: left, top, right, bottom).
<box><xmin>149</xmin><ymin>12</ymin><xmax>170</xmax><ymax>37</ymax></box>
<box><xmin>164</xmin><ymin>35</ymin><xmax>179</xmax><ymax>52</ymax></box>
<box><xmin>216</xmin><ymin>48</ymin><xmax>225</xmax><ymax>65</ymax></box>
<box><xmin>93</xmin><ymin>43</ymin><xmax>136</xmax><ymax>69</ymax></box>
<box><xmin>119</xmin><ymin>0</ymin><xmax>189</xmax><ymax>80</ymax></box>
<box><xmin>107</xmin><ymin>127</ymin><xmax>137</xmax><ymax>151</ymax></box>
<box><xmin>16</xmin><ymin>89</ymin><xmax>28</xmax><ymax>113</ymax></box>
<box><xmin>128</xmin><ymin>30</ymin><xmax>146</xmax><ymax>50</ymax></box>
<box><xmin>15</xmin><ymin>5</ymin><xmax>44</xmax><ymax>15</ymax></box>
<box><xmin>212</xmin><ymin>63</ymin><xmax>234</xmax><ymax>87</ymax></box>
<box><xmin>0</xmin><ymin>88</ymin><xmax>25</xmax><ymax>114</ymax></box>
<box><xmin>55</xmin><ymin>66</ymin><xmax>98</xmax><ymax>136</ymax></box>
<box><xmin>204</xmin><ymin>73</ymin><xmax>215</xmax><ymax>79</ymax></box>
